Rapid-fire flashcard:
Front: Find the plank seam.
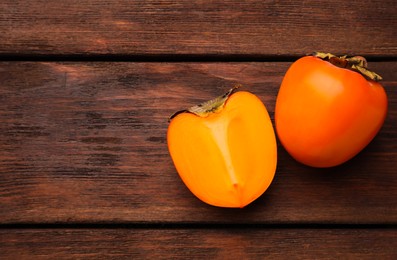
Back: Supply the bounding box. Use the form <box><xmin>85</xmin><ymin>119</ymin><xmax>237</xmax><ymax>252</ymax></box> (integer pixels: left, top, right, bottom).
<box><xmin>1</xmin><ymin>54</ymin><xmax>396</xmax><ymax>62</ymax></box>
<box><xmin>1</xmin><ymin>223</ymin><xmax>396</xmax><ymax>230</ymax></box>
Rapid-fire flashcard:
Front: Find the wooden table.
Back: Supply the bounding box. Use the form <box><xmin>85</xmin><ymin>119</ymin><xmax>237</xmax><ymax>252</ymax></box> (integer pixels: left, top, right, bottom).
<box><xmin>1</xmin><ymin>1</ymin><xmax>396</xmax><ymax>258</ymax></box>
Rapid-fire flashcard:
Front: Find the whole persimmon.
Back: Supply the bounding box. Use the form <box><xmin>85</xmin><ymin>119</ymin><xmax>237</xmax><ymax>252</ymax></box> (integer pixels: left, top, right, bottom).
<box><xmin>275</xmin><ymin>52</ymin><xmax>388</xmax><ymax>167</ymax></box>
<box><xmin>168</xmin><ymin>86</ymin><xmax>277</xmax><ymax>208</ymax></box>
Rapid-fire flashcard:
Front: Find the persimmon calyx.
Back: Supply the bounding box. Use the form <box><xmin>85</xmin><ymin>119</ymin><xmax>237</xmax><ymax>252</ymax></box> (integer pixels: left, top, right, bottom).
<box><xmin>169</xmin><ymin>84</ymin><xmax>241</xmax><ymax>121</ymax></box>
<box><xmin>313</xmin><ymin>52</ymin><xmax>382</xmax><ymax>81</ymax></box>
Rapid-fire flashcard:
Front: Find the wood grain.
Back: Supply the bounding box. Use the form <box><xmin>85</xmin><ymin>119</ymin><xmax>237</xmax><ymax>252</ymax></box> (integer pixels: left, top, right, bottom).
<box><xmin>0</xmin><ymin>61</ymin><xmax>396</xmax><ymax>224</ymax></box>
<box><xmin>1</xmin><ymin>228</ymin><xmax>396</xmax><ymax>259</ymax></box>
<box><xmin>0</xmin><ymin>0</ymin><xmax>396</xmax><ymax>57</ymax></box>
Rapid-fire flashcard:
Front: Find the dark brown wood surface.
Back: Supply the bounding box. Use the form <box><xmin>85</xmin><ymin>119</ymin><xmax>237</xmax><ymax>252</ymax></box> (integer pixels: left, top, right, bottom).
<box><xmin>1</xmin><ymin>228</ymin><xmax>396</xmax><ymax>259</ymax></box>
<box><xmin>1</xmin><ymin>62</ymin><xmax>396</xmax><ymax>225</ymax></box>
<box><xmin>1</xmin><ymin>0</ymin><xmax>396</xmax><ymax>258</ymax></box>
<box><xmin>0</xmin><ymin>0</ymin><xmax>396</xmax><ymax>57</ymax></box>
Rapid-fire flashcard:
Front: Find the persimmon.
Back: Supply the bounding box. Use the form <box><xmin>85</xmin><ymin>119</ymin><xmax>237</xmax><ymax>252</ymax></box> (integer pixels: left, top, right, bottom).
<box><xmin>167</xmin><ymin>86</ymin><xmax>277</xmax><ymax>208</ymax></box>
<box><xmin>275</xmin><ymin>52</ymin><xmax>388</xmax><ymax>167</ymax></box>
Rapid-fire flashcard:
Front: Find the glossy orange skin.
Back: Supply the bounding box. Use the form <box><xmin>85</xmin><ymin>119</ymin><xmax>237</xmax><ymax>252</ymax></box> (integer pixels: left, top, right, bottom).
<box><xmin>168</xmin><ymin>91</ymin><xmax>277</xmax><ymax>208</ymax></box>
<box><xmin>275</xmin><ymin>56</ymin><xmax>388</xmax><ymax>167</ymax></box>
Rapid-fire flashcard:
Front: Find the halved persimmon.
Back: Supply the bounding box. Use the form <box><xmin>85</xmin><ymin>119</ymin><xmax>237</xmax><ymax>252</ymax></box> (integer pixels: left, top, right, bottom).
<box><xmin>167</xmin><ymin>86</ymin><xmax>277</xmax><ymax>208</ymax></box>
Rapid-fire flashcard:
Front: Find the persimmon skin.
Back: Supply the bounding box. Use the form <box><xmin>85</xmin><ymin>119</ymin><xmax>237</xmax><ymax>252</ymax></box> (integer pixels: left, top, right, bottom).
<box><xmin>275</xmin><ymin>56</ymin><xmax>388</xmax><ymax>168</ymax></box>
<box><xmin>167</xmin><ymin>91</ymin><xmax>277</xmax><ymax>208</ymax></box>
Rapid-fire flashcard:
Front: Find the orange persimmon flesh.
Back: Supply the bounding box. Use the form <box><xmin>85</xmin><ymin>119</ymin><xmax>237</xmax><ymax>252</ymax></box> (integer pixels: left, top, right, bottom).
<box><xmin>167</xmin><ymin>90</ymin><xmax>277</xmax><ymax>208</ymax></box>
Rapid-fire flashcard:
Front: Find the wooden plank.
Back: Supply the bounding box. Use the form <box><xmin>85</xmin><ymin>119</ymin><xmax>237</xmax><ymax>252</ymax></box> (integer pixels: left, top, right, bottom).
<box><xmin>1</xmin><ymin>228</ymin><xmax>396</xmax><ymax>259</ymax></box>
<box><xmin>0</xmin><ymin>0</ymin><xmax>396</xmax><ymax>57</ymax></box>
<box><xmin>0</xmin><ymin>61</ymin><xmax>396</xmax><ymax>224</ymax></box>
